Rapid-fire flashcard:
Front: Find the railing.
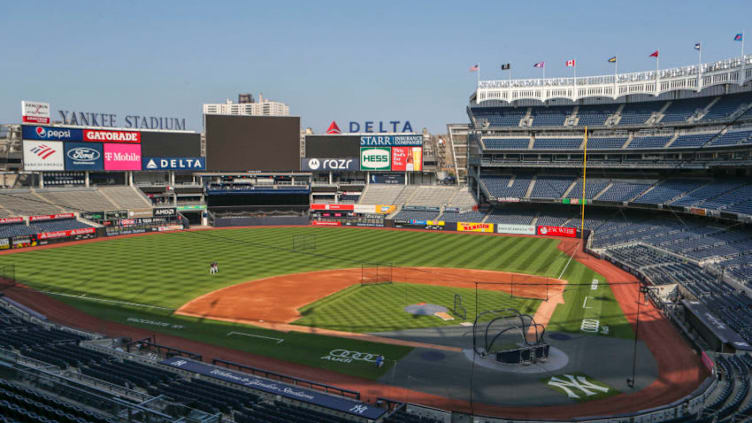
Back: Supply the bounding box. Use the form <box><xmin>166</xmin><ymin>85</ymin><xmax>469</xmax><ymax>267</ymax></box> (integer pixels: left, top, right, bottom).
<box><xmin>212</xmin><ymin>358</ymin><xmax>361</xmax><ymax>400</ymax></box>
<box><xmin>475</xmin><ymin>55</ymin><xmax>752</xmax><ymax>103</ymax></box>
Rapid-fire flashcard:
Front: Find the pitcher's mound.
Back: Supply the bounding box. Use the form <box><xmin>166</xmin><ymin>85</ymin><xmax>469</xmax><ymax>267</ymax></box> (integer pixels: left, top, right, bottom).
<box><xmin>405</xmin><ymin>303</ymin><xmax>449</xmax><ymax>316</ymax></box>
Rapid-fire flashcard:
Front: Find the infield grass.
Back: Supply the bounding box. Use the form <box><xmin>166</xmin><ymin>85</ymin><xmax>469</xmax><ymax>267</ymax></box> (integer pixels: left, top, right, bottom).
<box><xmin>294</xmin><ymin>282</ymin><xmax>542</xmax><ymax>332</ymax></box>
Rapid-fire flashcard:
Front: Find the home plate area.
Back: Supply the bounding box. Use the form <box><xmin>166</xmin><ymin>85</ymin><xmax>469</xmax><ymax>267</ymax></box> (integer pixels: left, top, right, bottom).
<box><xmin>404</xmin><ymin>303</ymin><xmax>454</xmax><ymax>321</ymax></box>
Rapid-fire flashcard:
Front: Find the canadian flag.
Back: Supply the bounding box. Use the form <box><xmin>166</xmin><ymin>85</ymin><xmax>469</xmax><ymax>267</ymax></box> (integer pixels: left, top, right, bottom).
<box><xmin>565</xmin><ymin>59</ymin><xmax>576</xmax><ymax>67</ymax></box>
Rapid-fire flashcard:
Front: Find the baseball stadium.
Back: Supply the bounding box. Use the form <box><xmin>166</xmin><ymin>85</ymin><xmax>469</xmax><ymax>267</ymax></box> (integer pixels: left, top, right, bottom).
<box><xmin>2</xmin><ymin>19</ymin><xmax>752</xmax><ymax>423</ymax></box>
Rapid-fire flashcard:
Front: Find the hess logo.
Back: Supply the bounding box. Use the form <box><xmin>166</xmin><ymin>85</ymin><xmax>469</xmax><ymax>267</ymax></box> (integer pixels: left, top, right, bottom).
<box><xmin>361</xmin><ymin>148</ymin><xmax>390</xmax><ymax>167</ymax></box>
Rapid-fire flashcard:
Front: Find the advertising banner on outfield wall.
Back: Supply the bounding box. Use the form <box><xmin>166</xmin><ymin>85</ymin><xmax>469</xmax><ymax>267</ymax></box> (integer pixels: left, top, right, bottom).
<box><xmin>0</xmin><ymin>238</ymin><xmax>9</xmax><ymax>250</ymax></box>
<box><xmin>311</xmin><ymin>220</ymin><xmax>342</xmax><ymax>226</ymax></box>
<box><xmin>64</xmin><ymin>142</ymin><xmax>103</xmax><ymax>171</ymax></box>
<box><xmin>353</xmin><ymin>204</ymin><xmax>376</xmax><ymax>214</ymax></box>
<box><xmin>0</xmin><ymin>217</ymin><xmax>24</xmax><ymax>225</ymax></box>
<box><xmin>23</xmin><ymin>140</ymin><xmax>65</xmax><ymax>171</ymax></box>
<box><xmin>496</xmin><ymin>224</ymin><xmax>536</xmax><ymax>235</ymax></box>
<box><xmin>457</xmin><ymin>222</ymin><xmax>495</xmax><ymax>233</ymax></box>
<box><xmin>375</xmin><ymin>205</ymin><xmax>396</xmax><ymax>214</ymax></box>
<box><xmin>537</xmin><ymin>225</ymin><xmax>577</xmax><ymax>238</ymax></box>
<box><xmin>83</xmin><ymin>129</ymin><xmax>140</xmax><ymax>143</ymax></box>
<box><xmin>36</xmin><ymin>227</ymin><xmax>96</xmax><ymax>240</ymax></box>
<box><xmin>426</xmin><ymin>220</ymin><xmax>445</xmax><ymax>226</ymax></box>
<box><xmin>310</xmin><ymin>204</ymin><xmax>354</xmax><ymax>211</ymax></box>
<box><xmin>359</xmin><ymin>135</ymin><xmax>423</xmax><ymax>147</ymax></box>
<box><xmin>104</xmin><ymin>143</ymin><xmax>141</xmax><ymax>171</ymax></box>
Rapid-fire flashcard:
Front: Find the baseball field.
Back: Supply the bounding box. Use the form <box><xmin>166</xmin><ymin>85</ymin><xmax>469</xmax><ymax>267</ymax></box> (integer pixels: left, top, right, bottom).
<box><xmin>0</xmin><ymin>226</ymin><xmax>633</xmax><ymax>381</ymax></box>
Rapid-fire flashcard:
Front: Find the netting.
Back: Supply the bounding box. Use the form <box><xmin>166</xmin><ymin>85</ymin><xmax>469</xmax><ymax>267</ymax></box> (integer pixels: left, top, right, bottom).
<box><xmin>361</xmin><ymin>264</ymin><xmax>393</xmax><ymax>285</ymax></box>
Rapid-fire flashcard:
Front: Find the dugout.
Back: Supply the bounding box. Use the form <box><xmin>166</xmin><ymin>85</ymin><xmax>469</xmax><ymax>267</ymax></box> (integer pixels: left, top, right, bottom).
<box><xmin>682</xmin><ymin>300</ymin><xmax>752</xmax><ymax>353</ymax></box>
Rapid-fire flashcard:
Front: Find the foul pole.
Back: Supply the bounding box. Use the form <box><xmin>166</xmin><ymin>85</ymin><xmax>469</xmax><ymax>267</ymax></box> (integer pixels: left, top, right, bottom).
<box><xmin>581</xmin><ymin>126</ymin><xmax>588</xmax><ymax>243</ymax></box>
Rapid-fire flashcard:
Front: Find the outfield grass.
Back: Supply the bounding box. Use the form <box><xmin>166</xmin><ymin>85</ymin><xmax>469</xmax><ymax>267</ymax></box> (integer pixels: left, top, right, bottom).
<box><xmin>2</xmin><ymin>227</ymin><xmax>573</xmax><ymax>309</ymax></box>
<box><xmin>293</xmin><ymin>282</ymin><xmax>542</xmax><ymax>332</ymax></box>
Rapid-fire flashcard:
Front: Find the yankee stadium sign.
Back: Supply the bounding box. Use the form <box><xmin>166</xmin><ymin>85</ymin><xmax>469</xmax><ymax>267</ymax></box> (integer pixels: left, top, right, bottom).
<box><xmin>58</xmin><ymin>110</ymin><xmax>186</xmax><ymax>130</ymax></box>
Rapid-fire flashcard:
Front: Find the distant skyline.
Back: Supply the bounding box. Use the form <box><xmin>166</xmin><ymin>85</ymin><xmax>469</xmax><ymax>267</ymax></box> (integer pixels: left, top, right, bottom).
<box><xmin>2</xmin><ymin>0</ymin><xmax>750</xmax><ymax>134</ymax></box>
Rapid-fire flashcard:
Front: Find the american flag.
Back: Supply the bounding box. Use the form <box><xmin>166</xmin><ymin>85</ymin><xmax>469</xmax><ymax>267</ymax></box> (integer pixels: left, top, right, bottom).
<box><xmin>469</xmin><ymin>64</ymin><xmax>479</xmax><ymax>72</ymax></box>
<box><xmin>533</xmin><ymin>62</ymin><xmax>544</xmax><ymax>68</ymax></box>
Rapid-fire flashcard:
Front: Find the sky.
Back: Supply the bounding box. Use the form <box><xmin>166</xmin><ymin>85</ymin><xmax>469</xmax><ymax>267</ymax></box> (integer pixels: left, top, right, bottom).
<box><xmin>2</xmin><ymin>0</ymin><xmax>751</xmax><ymax>134</ymax></box>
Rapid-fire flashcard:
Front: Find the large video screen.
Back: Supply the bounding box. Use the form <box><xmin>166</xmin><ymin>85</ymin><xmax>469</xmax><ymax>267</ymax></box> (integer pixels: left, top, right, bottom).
<box><xmin>141</xmin><ymin>131</ymin><xmax>201</xmax><ymax>157</ymax></box>
<box><xmin>305</xmin><ymin>135</ymin><xmax>360</xmax><ymax>158</ymax></box>
<box><xmin>206</xmin><ymin>115</ymin><xmax>300</xmax><ymax>171</ymax></box>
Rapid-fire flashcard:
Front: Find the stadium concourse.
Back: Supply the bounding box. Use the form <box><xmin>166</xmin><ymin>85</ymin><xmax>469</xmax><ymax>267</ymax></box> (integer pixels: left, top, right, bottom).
<box><xmin>0</xmin><ymin>54</ymin><xmax>751</xmax><ymax>423</ymax></box>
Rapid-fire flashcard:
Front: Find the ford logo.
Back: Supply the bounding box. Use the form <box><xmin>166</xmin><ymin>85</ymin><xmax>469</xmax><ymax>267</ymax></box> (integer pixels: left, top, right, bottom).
<box><xmin>66</xmin><ymin>147</ymin><xmax>100</xmax><ymax>161</ymax></box>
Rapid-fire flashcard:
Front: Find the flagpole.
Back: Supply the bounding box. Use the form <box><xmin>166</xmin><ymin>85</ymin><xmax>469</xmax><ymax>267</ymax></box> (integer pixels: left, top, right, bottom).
<box><xmin>581</xmin><ymin>125</ymin><xmax>588</xmax><ymax>242</ymax></box>
<box><xmin>477</xmin><ymin>62</ymin><xmax>480</xmax><ymax>85</ymax></box>
<box><xmin>614</xmin><ymin>58</ymin><xmax>618</xmax><ymax>98</ymax></box>
<box><xmin>542</xmin><ymin>65</ymin><xmax>545</xmax><ymax>80</ymax></box>
<box><xmin>656</xmin><ymin>51</ymin><xmax>660</xmax><ymax>95</ymax></box>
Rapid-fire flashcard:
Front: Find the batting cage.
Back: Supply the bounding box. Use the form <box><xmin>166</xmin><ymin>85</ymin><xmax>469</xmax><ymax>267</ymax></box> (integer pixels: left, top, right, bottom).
<box><xmin>361</xmin><ymin>264</ymin><xmax>393</xmax><ymax>285</ymax></box>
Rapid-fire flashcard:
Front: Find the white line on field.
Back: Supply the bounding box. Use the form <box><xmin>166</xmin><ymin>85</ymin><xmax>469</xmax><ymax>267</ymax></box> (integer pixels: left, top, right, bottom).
<box><xmin>227</xmin><ymin>331</ymin><xmax>284</xmax><ymax>344</ymax></box>
<box><xmin>583</xmin><ymin>297</ymin><xmax>592</xmax><ymax>309</ymax></box>
<box><xmin>557</xmin><ymin>251</ymin><xmax>575</xmax><ymax>280</ymax></box>
<box><xmin>40</xmin><ymin>291</ymin><xmax>174</xmax><ymax>311</ymax></box>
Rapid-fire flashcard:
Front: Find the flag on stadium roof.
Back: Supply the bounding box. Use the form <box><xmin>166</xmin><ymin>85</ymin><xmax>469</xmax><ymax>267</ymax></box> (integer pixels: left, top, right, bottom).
<box><xmin>565</xmin><ymin>59</ymin><xmax>575</xmax><ymax>67</ymax></box>
<box><xmin>649</xmin><ymin>50</ymin><xmax>659</xmax><ymax>58</ymax></box>
<box><xmin>734</xmin><ymin>33</ymin><xmax>743</xmax><ymax>41</ymax></box>
<box><xmin>469</xmin><ymin>64</ymin><xmax>479</xmax><ymax>72</ymax></box>
<box><xmin>501</xmin><ymin>63</ymin><xmax>511</xmax><ymax>70</ymax></box>
<box><xmin>608</xmin><ymin>56</ymin><xmax>617</xmax><ymax>63</ymax></box>
<box><xmin>533</xmin><ymin>61</ymin><xmax>544</xmax><ymax>68</ymax></box>
<box><xmin>694</xmin><ymin>42</ymin><xmax>701</xmax><ymax>50</ymax></box>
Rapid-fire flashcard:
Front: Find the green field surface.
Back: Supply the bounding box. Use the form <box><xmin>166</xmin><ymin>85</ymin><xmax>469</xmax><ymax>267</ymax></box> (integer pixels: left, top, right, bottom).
<box><xmin>1</xmin><ymin>227</ymin><xmax>634</xmax><ymax>379</ymax></box>
<box><xmin>57</xmin><ymin>296</ymin><xmax>412</xmax><ymax>380</ymax></box>
<box><xmin>293</xmin><ymin>282</ymin><xmax>542</xmax><ymax>332</ymax></box>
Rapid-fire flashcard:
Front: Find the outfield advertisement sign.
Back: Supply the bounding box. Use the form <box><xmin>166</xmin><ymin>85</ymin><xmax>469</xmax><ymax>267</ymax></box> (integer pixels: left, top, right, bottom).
<box><xmin>177</xmin><ymin>205</ymin><xmax>207</xmax><ymax>211</ymax></box>
<box><xmin>37</xmin><ymin>227</ymin><xmax>95</xmax><ymax>240</ymax></box>
<box><xmin>159</xmin><ymin>357</ymin><xmax>386</xmax><ymax>420</ymax></box>
<box><xmin>360</xmin><ymin>147</ymin><xmax>391</xmax><ymax>170</ymax></box>
<box><xmin>311</xmin><ymin>220</ymin><xmax>342</xmax><ymax>226</ymax></box>
<box><xmin>143</xmin><ymin>157</ymin><xmax>205</xmax><ymax>171</ymax></box>
<box><xmin>457</xmin><ymin>222</ymin><xmax>495</xmax><ymax>233</ymax></box>
<box><xmin>391</xmin><ymin>147</ymin><xmax>422</xmax><ymax>171</ymax></box>
<box><xmin>104</xmin><ymin>143</ymin><xmax>141</xmax><ymax>170</ymax></box>
<box><xmin>22</xmin><ymin>125</ymin><xmax>83</xmax><ymax>141</ymax></box>
<box><xmin>0</xmin><ymin>217</ymin><xmax>24</xmax><ymax>225</ymax></box>
<box><xmin>29</xmin><ymin>213</ymin><xmax>75</xmax><ymax>222</ymax></box>
<box><xmin>359</xmin><ymin>135</ymin><xmax>422</xmax><ymax>147</ymax></box>
<box><xmin>537</xmin><ymin>225</ymin><xmax>577</xmax><ymax>238</ymax></box>
<box><xmin>153</xmin><ymin>207</ymin><xmax>177</xmax><ymax>217</ymax></box>
<box><xmin>64</xmin><ymin>142</ymin><xmax>103</xmax><ymax>171</ymax></box>
<box><xmin>310</xmin><ymin>204</ymin><xmax>354</xmax><ymax>211</ymax></box>
<box><xmin>496</xmin><ymin>224</ymin><xmax>536</xmax><ymax>235</ymax></box>
<box><xmin>23</xmin><ymin>140</ymin><xmax>65</xmax><ymax>170</ymax></box>
<box><xmin>301</xmin><ymin>157</ymin><xmax>358</xmax><ymax>171</ymax></box>
<box><xmin>83</xmin><ymin>129</ymin><xmax>140</xmax><ymax>143</ymax></box>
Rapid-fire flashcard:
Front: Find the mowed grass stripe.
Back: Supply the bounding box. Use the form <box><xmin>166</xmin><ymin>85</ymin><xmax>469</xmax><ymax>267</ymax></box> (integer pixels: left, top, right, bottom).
<box><xmin>2</xmin><ymin>226</ymin><xmax>631</xmax><ymax>339</ymax></box>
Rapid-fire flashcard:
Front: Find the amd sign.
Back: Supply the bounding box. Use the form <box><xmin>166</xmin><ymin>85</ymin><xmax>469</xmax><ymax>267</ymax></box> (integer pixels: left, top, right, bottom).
<box><xmin>153</xmin><ymin>207</ymin><xmax>176</xmax><ymax>217</ymax></box>
<box><xmin>301</xmin><ymin>157</ymin><xmax>358</xmax><ymax>171</ymax></box>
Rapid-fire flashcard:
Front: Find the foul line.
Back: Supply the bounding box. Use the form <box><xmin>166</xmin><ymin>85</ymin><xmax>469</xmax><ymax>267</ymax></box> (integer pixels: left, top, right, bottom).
<box><xmin>227</xmin><ymin>331</ymin><xmax>284</xmax><ymax>344</ymax></box>
<box><xmin>39</xmin><ymin>291</ymin><xmax>174</xmax><ymax>311</ymax></box>
<box><xmin>557</xmin><ymin>250</ymin><xmax>575</xmax><ymax>280</ymax></box>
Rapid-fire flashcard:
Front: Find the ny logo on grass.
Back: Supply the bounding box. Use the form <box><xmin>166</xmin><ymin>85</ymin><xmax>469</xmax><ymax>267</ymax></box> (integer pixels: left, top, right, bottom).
<box><xmin>349</xmin><ymin>405</ymin><xmax>369</xmax><ymax>414</ymax></box>
<box><xmin>547</xmin><ymin>374</ymin><xmax>609</xmax><ymax>399</ymax></box>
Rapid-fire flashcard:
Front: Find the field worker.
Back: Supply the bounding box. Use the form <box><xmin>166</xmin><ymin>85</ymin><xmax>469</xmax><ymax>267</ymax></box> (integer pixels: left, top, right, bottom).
<box><xmin>375</xmin><ymin>354</ymin><xmax>384</xmax><ymax>368</ymax></box>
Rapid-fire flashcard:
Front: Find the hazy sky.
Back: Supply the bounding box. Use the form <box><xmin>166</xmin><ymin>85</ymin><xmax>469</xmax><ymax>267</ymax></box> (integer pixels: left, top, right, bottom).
<box><xmin>3</xmin><ymin>0</ymin><xmax>750</xmax><ymax>133</ymax></box>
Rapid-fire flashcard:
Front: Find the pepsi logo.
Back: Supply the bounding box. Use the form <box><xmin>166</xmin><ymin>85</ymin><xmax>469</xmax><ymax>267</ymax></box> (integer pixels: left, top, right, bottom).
<box><xmin>36</xmin><ymin>127</ymin><xmax>46</xmax><ymax>136</ymax></box>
